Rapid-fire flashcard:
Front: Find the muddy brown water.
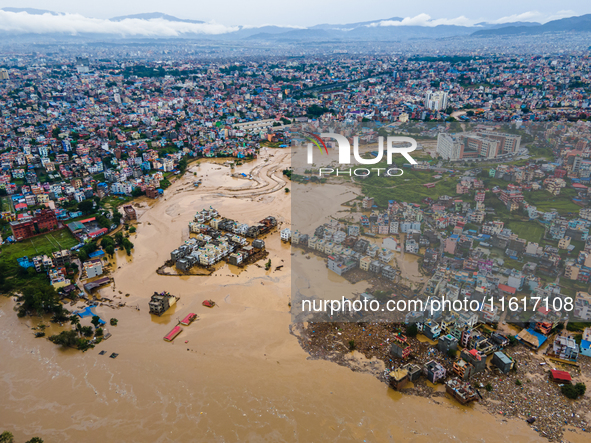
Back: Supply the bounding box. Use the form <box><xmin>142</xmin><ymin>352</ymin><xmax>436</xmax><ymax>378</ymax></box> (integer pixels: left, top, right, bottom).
<box><xmin>1</xmin><ymin>155</ymin><xmax>543</xmax><ymax>442</ymax></box>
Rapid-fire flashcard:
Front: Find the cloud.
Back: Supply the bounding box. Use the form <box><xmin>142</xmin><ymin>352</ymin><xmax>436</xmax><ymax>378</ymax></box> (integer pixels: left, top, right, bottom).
<box><xmin>490</xmin><ymin>10</ymin><xmax>578</xmax><ymax>24</ymax></box>
<box><xmin>0</xmin><ymin>10</ymin><xmax>238</xmax><ymax>36</ymax></box>
<box><xmin>368</xmin><ymin>14</ymin><xmax>477</xmax><ymax>28</ymax></box>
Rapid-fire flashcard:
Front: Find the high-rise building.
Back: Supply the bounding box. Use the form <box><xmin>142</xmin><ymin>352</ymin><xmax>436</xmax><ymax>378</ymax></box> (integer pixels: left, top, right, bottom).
<box><xmin>0</xmin><ymin>69</ymin><xmax>9</xmax><ymax>80</ymax></box>
<box><xmin>425</xmin><ymin>90</ymin><xmax>448</xmax><ymax>111</ymax></box>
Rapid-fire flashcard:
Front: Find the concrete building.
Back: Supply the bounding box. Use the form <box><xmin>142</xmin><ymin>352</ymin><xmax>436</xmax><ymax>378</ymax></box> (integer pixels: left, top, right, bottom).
<box><xmin>424</xmin><ymin>360</ymin><xmax>446</xmax><ymax>384</ymax></box>
<box><xmin>280</xmin><ymin>228</ymin><xmax>291</xmax><ymax>242</ymax></box>
<box><xmin>437</xmin><ymin>334</ymin><xmax>458</xmax><ymax>355</ymax></box>
<box><xmin>10</xmin><ymin>209</ymin><xmax>59</xmax><ymax>241</ymax></box>
<box><xmin>492</xmin><ymin>351</ymin><xmax>514</xmax><ymax>374</ymax></box>
<box><xmin>425</xmin><ymin>90</ymin><xmax>448</xmax><ymax>111</ymax></box>
<box><xmin>83</xmin><ymin>259</ymin><xmax>103</xmax><ymax>278</ymax></box>
<box><xmin>327</xmin><ymin>255</ymin><xmax>356</xmax><ymax>276</ymax></box>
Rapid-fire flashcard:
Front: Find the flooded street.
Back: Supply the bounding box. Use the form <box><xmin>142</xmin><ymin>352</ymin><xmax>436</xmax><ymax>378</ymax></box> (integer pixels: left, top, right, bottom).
<box><xmin>0</xmin><ymin>152</ymin><xmax>542</xmax><ymax>442</ymax></box>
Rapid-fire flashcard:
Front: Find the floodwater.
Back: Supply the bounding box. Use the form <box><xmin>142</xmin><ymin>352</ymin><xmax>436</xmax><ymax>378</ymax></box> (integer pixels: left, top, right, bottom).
<box><xmin>0</xmin><ymin>152</ymin><xmax>543</xmax><ymax>442</ymax></box>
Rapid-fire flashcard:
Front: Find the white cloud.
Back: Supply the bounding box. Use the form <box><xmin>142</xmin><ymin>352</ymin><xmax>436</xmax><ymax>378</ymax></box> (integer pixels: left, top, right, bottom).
<box><xmin>543</xmin><ymin>10</ymin><xmax>578</xmax><ymax>23</ymax></box>
<box><xmin>368</xmin><ymin>14</ymin><xmax>477</xmax><ymax>28</ymax></box>
<box><xmin>490</xmin><ymin>10</ymin><xmax>578</xmax><ymax>24</ymax></box>
<box><xmin>0</xmin><ymin>10</ymin><xmax>238</xmax><ymax>36</ymax></box>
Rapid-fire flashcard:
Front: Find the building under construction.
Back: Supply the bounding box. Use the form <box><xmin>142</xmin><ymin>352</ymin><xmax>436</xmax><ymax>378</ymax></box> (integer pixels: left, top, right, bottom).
<box><xmin>445</xmin><ymin>378</ymin><xmax>479</xmax><ymax>404</ymax></box>
<box><xmin>123</xmin><ymin>205</ymin><xmax>137</xmax><ymax>221</ymax></box>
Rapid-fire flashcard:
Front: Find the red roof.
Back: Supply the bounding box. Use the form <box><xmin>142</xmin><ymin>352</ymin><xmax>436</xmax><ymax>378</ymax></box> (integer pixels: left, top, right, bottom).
<box><xmin>538</xmin><ymin>307</ymin><xmax>550</xmax><ymax>315</ymax></box>
<box><xmin>164</xmin><ymin>326</ymin><xmax>182</xmax><ymax>342</ymax></box>
<box><xmin>550</xmin><ymin>370</ymin><xmax>571</xmax><ymax>382</ymax></box>
<box><xmin>498</xmin><ymin>284</ymin><xmax>516</xmax><ymax>295</ymax></box>
<box><xmin>180</xmin><ymin>313</ymin><xmax>197</xmax><ymax>326</ymax></box>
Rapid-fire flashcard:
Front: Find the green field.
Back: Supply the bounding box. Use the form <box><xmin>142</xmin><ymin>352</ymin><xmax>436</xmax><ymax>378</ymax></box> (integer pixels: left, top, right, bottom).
<box><xmin>506</xmin><ymin>221</ymin><xmax>545</xmax><ymax>243</ymax></box>
<box><xmin>524</xmin><ymin>188</ymin><xmax>581</xmax><ymax>215</ymax></box>
<box><xmin>0</xmin><ymin>196</ymin><xmax>12</xmax><ymax>212</ymax></box>
<box><xmin>0</xmin><ymin>229</ymin><xmax>79</xmax><ymax>264</ymax></box>
<box><xmin>359</xmin><ymin>156</ymin><xmax>458</xmax><ymax>206</ymax></box>
<box><xmin>101</xmin><ymin>195</ymin><xmax>132</xmax><ymax>210</ymax></box>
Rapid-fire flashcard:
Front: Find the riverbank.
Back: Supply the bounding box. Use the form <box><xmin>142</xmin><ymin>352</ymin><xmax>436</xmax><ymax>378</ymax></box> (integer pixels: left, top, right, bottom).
<box><xmin>0</xmin><ymin>151</ymin><xmax>556</xmax><ymax>443</ymax></box>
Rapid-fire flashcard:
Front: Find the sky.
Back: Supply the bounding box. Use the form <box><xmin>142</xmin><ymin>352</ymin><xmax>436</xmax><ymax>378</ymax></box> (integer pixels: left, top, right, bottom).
<box><xmin>0</xmin><ymin>0</ymin><xmax>589</xmax><ymax>38</ymax></box>
<box><xmin>0</xmin><ymin>0</ymin><xmax>589</xmax><ymax>27</ymax></box>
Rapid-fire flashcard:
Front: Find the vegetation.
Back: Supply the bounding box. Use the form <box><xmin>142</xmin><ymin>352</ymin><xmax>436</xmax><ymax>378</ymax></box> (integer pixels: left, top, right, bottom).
<box><xmin>447</xmin><ymin>349</ymin><xmax>457</xmax><ymax>359</ymax></box>
<box><xmin>100</xmin><ymin>232</ymin><xmax>134</xmax><ymax>257</ymax></box>
<box><xmin>562</xmin><ymin>382</ymin><xmax>586</xmax><ymax>399</ymax></box>
<box><xmin>110</xmin><ymin>318</ymin><xmax>118</xmax><ymax>326</ymax></box>
<box><xmin>525</xmin><ymin>188</ymin><xmax>581</xmax><ymax>215</ymax></box>
<box><xmin>48</xmin><ymin>329</ymin><xmax>94</xmax><ymax>351</ymax></box>
<box><xmin>91</xmin><ymin>315</ymin><xmax>101</xmax><ymax>329</ymax></box>
<box><xmin>405</xmin><ymin>324</ymin><xmax>418</xmax><ymax>337</ymax></box>
<box><xmin>505</xmin><ymin>220</ymin><xmax>545</xmax><ymax>243</ymax></box>
<box><xmin>348</xmin><ymin>340</ymin><xmax>356</xmax><ymax>351</ymax></box>
<box><xmin>358</xmin><ymin>157</ymin><xmax>458</xmax><ymax>207</ymax></box>
<box><xmin>485</xmin><ymin>383</ymin><xmax>493</xmax><ymax>392</ymax></box>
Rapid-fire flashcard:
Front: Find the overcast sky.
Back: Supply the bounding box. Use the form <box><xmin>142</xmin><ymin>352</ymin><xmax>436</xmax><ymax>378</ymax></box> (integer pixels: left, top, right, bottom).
<box><xmin>0</xmin><ymin>0</ymin><xmax>588</xmax><ymax>27</ymax></box>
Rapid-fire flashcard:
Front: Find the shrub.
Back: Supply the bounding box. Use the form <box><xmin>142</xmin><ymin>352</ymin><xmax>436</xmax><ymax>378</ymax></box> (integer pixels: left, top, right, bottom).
<box><xmin>561</xmin><ymin>382</ymin><xmax>585</xmax><ymax>400</ymax></box>
<box><xmin>405</xmin><ymin>324</ymin><xmax>418</xmax><ymax>337</ymax></box>
<box><xmin>485</xmin><ymin>383</ymin><xmax>493</xmax><ymax>392</ymax></box>
<box><xmin>348</xmin><ymin>340</ymin><xmax>356</xmax><ymax>351</ymax></box>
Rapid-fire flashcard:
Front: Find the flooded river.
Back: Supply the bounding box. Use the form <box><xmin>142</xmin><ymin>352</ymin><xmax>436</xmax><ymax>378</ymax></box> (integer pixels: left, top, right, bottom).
<box><xmin>0</xmin><ymin>153</ymin><xmax>542</xmax><ymax>442</ymax></box>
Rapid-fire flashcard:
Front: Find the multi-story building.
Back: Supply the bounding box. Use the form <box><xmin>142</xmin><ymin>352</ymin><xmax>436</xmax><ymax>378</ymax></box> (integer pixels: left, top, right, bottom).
<box><xmin>9</xmin><ymin>210</ymin><xmax>58</xmax><ymax>241</ymax></box>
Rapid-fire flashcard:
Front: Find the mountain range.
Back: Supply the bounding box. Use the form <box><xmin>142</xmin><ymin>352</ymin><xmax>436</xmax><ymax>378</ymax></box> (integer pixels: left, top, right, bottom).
<box><xmin>1</xmin><ymin>9</ymin><xmax>590</xmax><ymax>40</ymax></box>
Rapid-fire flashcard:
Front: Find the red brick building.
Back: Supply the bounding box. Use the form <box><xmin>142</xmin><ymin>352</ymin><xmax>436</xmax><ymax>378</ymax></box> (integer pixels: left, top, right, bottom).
<box><xmin>145</xmin><ymin>186</ymin><xmax>159</xmax><ymax>199</ymax></box>
<box><xmin>10</xmin><ymin>209</ymin><xmax>58</xmax><ymax>241</ymax></box>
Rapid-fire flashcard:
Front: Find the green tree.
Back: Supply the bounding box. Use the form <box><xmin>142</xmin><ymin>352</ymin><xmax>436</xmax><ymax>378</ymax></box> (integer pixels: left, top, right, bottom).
<box><xmin>49</xmin><ymin>330</ymin><xmax>79</xmax><ymax>347</ymax></box>
<box><xmin>104</xmin><ymin>244</ymin><xmax>115</xmax><ymax>257</ymax></box>
<box><xmin>0</xmin><ymin>431</ymin><xmax>14</xmax><ymax>443</ymax></box>
<box><xmin>405</xmin><ymin>324</ymin><xmax>418</xmax><ymax>337</ymax></box>
<box><xmin>77</xmin><ymin>200</ymin><xmax>94</xmax><ymax>214</ymax></box>
<box><xmin>25</xmin><ymin>438</ymin><xmax>44</xmax><ymax>443</ymax></box>
<box><xmin>91</xmin><ymin>315</ymin><xmax>101</xmax><ymax>329</ymax></box>
<box><xmin>17</xmin><ymin>282</ymin><xmax>62</xmax><ymax>317</ymax></box>
<box><xmin>131</xmin><ymin>187</ymin><xmax>144</xmax><ymax>197</ymax></box>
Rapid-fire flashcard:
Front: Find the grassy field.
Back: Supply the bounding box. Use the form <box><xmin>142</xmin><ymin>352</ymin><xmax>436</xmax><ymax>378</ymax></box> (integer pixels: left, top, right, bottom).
<box><xmin>506</xmin><ymin>220</ymin><xmax>545</xmax><ymax>243</ymax></box>
<box><xmin>524</xmin><ymin>188</ymin><xmax>581</xmax><ymax>215</ymax></box>
<box><xmin>101</xmin><ymin>195</ymin><xmax>132</xmax><ymax>210</ymax></box>
<box><xmin>560</xmin><ymin>278</ymin><xmax>591</xmax><ymax>297</ymax></box>
<box><xmin>360</xmin><ymin>156</ymin><xmax>458</xmax><ymax>206</ymax></box>
<box><xmin>0</xmin><ymin>196</ymin><xmax>12</xmax><ymax>212</ymax></box>
<box><xmin>0</xmin><ymin>229</ymin><xmax>79</xmax><ymax>264</ymax></box>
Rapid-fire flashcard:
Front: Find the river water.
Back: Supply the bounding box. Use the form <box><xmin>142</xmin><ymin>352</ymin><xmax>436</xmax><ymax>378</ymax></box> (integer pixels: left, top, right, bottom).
<box><xmin>0</xmin><ymin>154</ymin><xmax>542</xmax><ymax>442</ymax></box>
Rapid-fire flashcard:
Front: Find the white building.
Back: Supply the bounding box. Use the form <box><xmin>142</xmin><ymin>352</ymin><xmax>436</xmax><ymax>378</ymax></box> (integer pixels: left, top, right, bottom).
<box><xmin>83</xmin><ymin>259</ymin><xmax>103</xmax><ymax>278</ymax></box>
<box><xmin>280</xmin><ymin>228</ymin><xmax>291</xmax><ymax>242</ymax></box>
<box><xmin>425</xmin><ymin>91</ymin><xmax>448</xmax><ymax>111</ymax></box>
